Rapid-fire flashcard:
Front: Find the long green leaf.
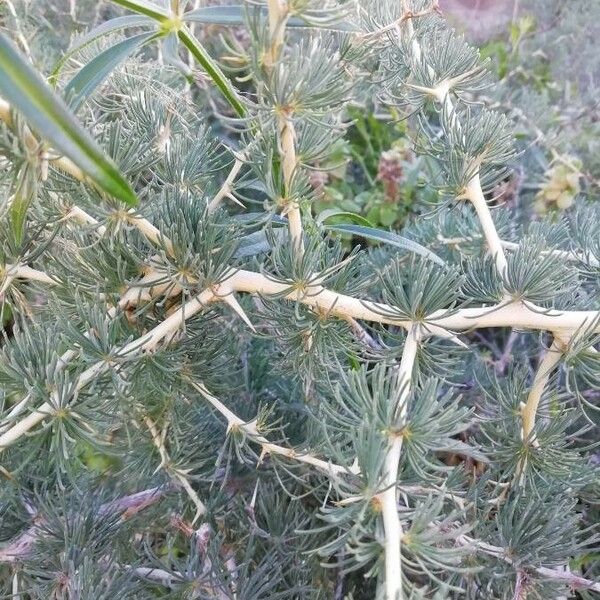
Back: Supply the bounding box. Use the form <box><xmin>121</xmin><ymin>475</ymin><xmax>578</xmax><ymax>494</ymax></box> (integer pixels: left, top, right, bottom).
<box><xmin>0</xmin><ymin>33</ymin><xmax>137</xmax><ymax>206</ymax></box>
<box><xmin>73</xmin><ymin>14</ymin><xmax>156</xmax><ymax>48</ymax></box>
<box><xmin>234</xmin><ymin>228</ymin><xmax>287</xmax><ymax>258</ymax></box>
<box><xmin>183</xmin><ymin>6</ymin><xmax>248</xmax><ymax>25</ymax></box>
<box><xmin>10</xmin><ymin>166</ymin><xmax>37</xmax><ymax>244</ymax></box>
<box><xmin>177</xmin><ymin>26</ymin><xmax>246</xmax><ymax>117</ymax></box>
<box><xmin>49</xmin><ymin>14</ymin><xmax>155</xmax><ymax>86</ymax></box>
<box><xmin>109</xmin><ymin>0</ymin><xmax>169</xmax><ymax>21</ymax></box>
<box><xmin>324</xmin><ymin>224</ymin><xmax>444</xmax><ymax>265</ymax></box>
<box><xmin>183</xmin><ymin>5</ymin><xmax>360</xmax><ymax>31</ymax></box>
<box><xmin>161</xmin><ymin>33</ymin><xmax>192</xmax><ymax>78</ymax></box>
<box><xmin>317</xmin><ymin>209</ymin><xmax>373</xmax><ymax>227</ymax></box>
<box><xmin>65</xmin><ymin>32</ymin><xmax>159</xmax><ymax>112</ymax></box>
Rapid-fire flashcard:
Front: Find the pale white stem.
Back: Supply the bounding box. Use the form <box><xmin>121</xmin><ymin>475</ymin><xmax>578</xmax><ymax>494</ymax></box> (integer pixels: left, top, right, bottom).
<box><xmin>399</xmin><ymin>0</ymin><xmax>422</xmax><ymax>61</ymax></box>
<box><xmin>4</xmin><ymin>0</ymin><xmax>32</xmax><ymax>62</ymax></box>
<box><xmin>284</xmin><ymin>194</ymin><xmax>304</xmax><ymax>253</ymax></box>
<box><xmin>3</xmin><ymin>228</ymin><xmax>599</xmax><ymax>456</ymax></box>
<box><xmin>399</xmin><ymin>9</ymin><xmax>509</xmax><ymax>278</ymax></box>
<box><xmin>126</xmin><ymin>211</ymin><xmax>174</xmax><ymax>256</ymax></box>
<box><xmin>379</xmin><ymin>327</ymin><xmax>420</xmax><ymax>600</ymax></box>
<box><xmin>144</xmin><ymin>416</ymin><xmax>169</xmax><ymax>468</ymax></box>
<box><xmin>130</xmin><ymin>566</ymin><xmax>179</xmax><ymax>586</ymax></box>
<box><xmin>3</xmin><ymin>270</ymin><xmax>598</xmax><ymax>453</ymax></box>
<box><xmin>266</xmin><ymin>0</ymin><xmax>288</xmax><ymax>68</ymax></box>
<box><xmin>0</xmin><ymin>394</ymin><xmax>31</xmax><ymax>434</ymax></box>
<box><xmin>2</xmin><ymin>264</ymin><xmax>56</xmax><ymax>286</ymax></box>
<box><xmin>0</xmin><ymin>288</ymin><xmax>217</xmax><ymax>453</ymax></box>
<box><xmin>457</xmin><ymin>534</ymin><xmax>600</xmax><ymax>592</ymax></box>
<box><xmin>438</xmin><ymin>235</ymin><xmax>600</xmax><ymax>268</ymax></box>
<box><xmin>520</xmin><ymin>339</ymin><xmax>565</xmax><ymax>446</ymax></box>
<box><xmin>0</xmin><ymin>404</ymin><xmax>54</xmax><ymax>452</ymax></box>
<box><xmin>226</xmin><ymin>269</ymin><xmax>600</xmax><ymax>336</ymax></box>
<box><xmin>12</xmin><ymin>571</ymin><xmax>20</xmax><ymax>600</ymax></box>
<box><xmin>464</xmin><ymin>175</ymin><xmax>508</xmax><ymax>275</ymax></box>
<box><xmin>264</xmin><ymin>0</ymin><xmax>303</xmax><ymax>255</ymax></box>
<box><xmin>143</xmin><ymin>415</ymin><xmax>207</xmax><ymax>521</ymax></box>
<box><xmin>534</xmin><ymin>567</ymin><xmax>600</xmax><ymax>593</ymax></box>
<box><xmin>276</xmin><ymin>112</ymin><xmax>303</xmax><ymax>254</ymax></box>
<box><xmin>208</xmin><ymin>157</ymin><xmax>244</xmax><ymax>213</ymax></box>
<box><xmin>192</xmin><ymin>381</ymin><xmax>355</xmax><ymax>476</ymax></box>
<box><xmin>362</xmin><ymin>2</ymin><xmax>440</xmax><ymax>39</ymax></box>
<box><xmin>67</xmin><ymin>205</ymin><xmax>107</xmax><ymax>235</ymax></box>
<box><xmin>1</xmin><ymin>264</ymin><xmax>55</xmax><ymax>296</ymax></box>
<box><xmin>68</xmin><ymin>205</ymin><xmax>173</xmax><ymax>254</ymax></box>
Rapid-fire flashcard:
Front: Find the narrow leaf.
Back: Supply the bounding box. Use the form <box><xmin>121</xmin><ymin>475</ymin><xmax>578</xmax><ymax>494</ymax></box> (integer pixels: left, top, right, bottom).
<box><xmin>0</xmin><ymin>33</ymin><xmax>137</xmax><ymax>205</ymax></box>
<box><xmin>65</xmin><ymin>32</ymin><xmax>158</xmax><ymax>112</ymax></box>
<box><xmin>10</xmin><ymin>166</ymin><xmax>37</xmax><ymax>244</ymax></box>
<box><xmin>183</xmin><ymin>6</ymin><xmax>360</xmax><ymax>32</ymax></box>
<box><xmin>183</xmin><ymin>5</ymin><xmax>247</xmax><ymax>25</ymax></box>
<box><xmin>177</xmin><ymin>26</ymin><xmax>246</xmax><ymax>117</ymax></box>
<box><xmin>324</xmin><ymin>224</ymin><xmax>444</xmax><ymax>265</ymax></box>
<box><xmin>317</xmin><ymin>209</ymin><xmax>373</xmax><ymax>227</ymax></box>
<box><xmin>109</xmin><ymin>0</ymin><xmax>169</xmax><ymax>21</ymax></box>
<box><xmin>287</xmin><ymin>15</ymin><xmax>361</xmax><ymax>32</ymax></box>
<box><xmin>161</xmin><ymin>33</ymin><xmax>192</xmax><ymax>78</ymax></box>
<box><xmin>50</xmin><ymin>14</ymin><xmax>155</xmax><ymax>85</ymax></box>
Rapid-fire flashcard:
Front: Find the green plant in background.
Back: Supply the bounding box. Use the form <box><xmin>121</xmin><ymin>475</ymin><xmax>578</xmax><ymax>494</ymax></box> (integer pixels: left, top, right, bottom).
<box><xmin>533</xmin><ymin>155</ymin><xmax>582</xmax><ymax>214</ymax></box>
<box><xmin>0</xmin><ymin>2</ymin><xmax>600</xmax><ymax>600</ymax></box>
<box><xmin>477</xmin><ymin>0</ymin><xmax>600</xmax><ymax>213</ymax></box>
<box><xmin>313</xmin><ymin>110</ymin><xmax>437</xmax><ymax>231</ymax></box>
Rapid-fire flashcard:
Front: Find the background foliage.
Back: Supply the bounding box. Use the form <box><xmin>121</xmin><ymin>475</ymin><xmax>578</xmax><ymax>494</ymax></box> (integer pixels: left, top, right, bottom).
<box><xmin>0</xmin><ymin>1</ymin><xmax>599</xmax><ymax>599</ymax></box>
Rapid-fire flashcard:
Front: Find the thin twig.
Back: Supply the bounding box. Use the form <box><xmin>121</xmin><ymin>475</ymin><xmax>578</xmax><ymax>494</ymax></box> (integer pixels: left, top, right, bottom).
<box><xmin>143</xmin><ymin>416</ymin><xmax>207</xmax><ymax>522</ymax></box>
<box><xmin>378</xmin><ymin>326</ymin><xmax>421</xmax><ymax>600</ymax></box>
<box><xmin>191</xmin><ymin>381</ymin><xmax>357</xmax><ymax>477</ymax></box>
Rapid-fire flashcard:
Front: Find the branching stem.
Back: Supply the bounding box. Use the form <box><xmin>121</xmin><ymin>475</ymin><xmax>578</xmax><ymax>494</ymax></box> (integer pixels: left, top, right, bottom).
<box><xmin>265</xmin><ymin>0</ymin><xmax>304</xmax><ymax>255</ymax></box>
<box><xmin>464</xmin><ymin>174</ymin><xmax>508</xmax><ymax>275</ymax></box>
<box><xmin>143</xmin><ymin>415</ymin><xmax>207</xmax><ymax>521</ymax></box>
<box><xmin>191</xmin><ymin>381</ymin><xmax>356</xmax><ymax>476</ymax></box>
<box><xmin>520</xmin><ymin>339</ymin><xmax>565</xmax><ymax>446</ymax></box>
<box><xmin>379</xmin><ymin>326</ymin><xmax>420</xmax><ymax>600</ymax></box>
<box><xmin>0</xmin><ymin>287</ymin><xmax>217</xmax><ymax>453</ymax></box>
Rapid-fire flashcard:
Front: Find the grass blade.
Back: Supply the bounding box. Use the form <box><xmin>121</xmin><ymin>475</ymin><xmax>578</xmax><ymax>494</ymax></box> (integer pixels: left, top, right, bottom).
<box><xmin>0</xmin><ymin>33</ymin><xmax>137</xmax><ymax>206</ymax></box>
<box><xmin>183</xmin><ymin>5</ymin><xmax>247</xmax><ymax>25</ymax></box>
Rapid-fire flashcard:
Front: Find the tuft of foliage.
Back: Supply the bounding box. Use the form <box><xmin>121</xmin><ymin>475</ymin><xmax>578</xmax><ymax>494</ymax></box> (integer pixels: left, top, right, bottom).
<box><xmin>0</xmin><ymin>1</ymin><xmax>599</xmax><ymax>599</ymax></box>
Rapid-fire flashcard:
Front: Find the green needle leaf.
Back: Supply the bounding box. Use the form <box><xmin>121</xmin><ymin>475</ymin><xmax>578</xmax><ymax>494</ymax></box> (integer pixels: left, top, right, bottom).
<box><xmin>0</xmin><ymin>32</ymin><xmax>137</xmax><ymax>206</ymax></box>
<box><xmin>10</xmin><ymin>166</ymin><xmax>37</xmax><ymax>244</ymax></box>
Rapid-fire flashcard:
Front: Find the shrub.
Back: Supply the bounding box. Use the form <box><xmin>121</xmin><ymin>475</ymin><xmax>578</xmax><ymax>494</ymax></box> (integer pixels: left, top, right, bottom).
<box><xmin>0</xmin><ymin>1</ymin><xmax>599</xmax><ymax>598</ymax></box>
